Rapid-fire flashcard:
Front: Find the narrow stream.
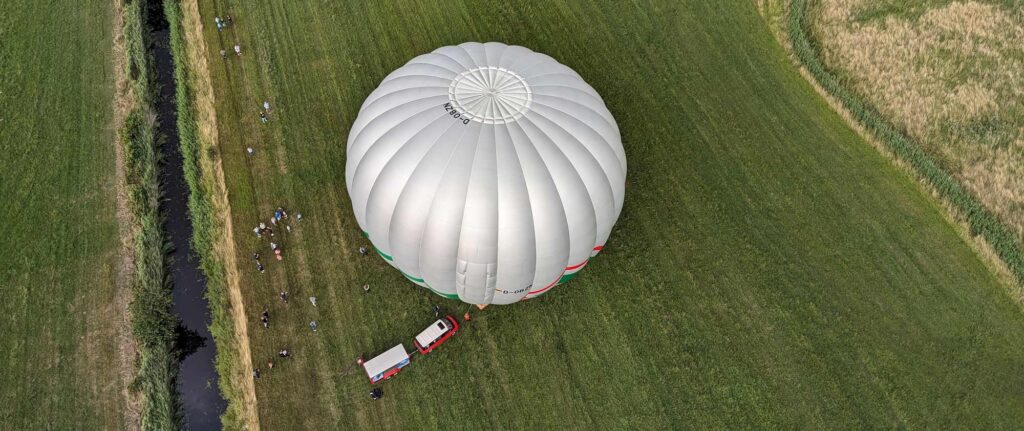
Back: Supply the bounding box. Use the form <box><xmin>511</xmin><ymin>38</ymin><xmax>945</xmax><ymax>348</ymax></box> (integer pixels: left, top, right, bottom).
<box><xmin>150</xmin><ymin>4</ymin><xmax>227</xmax><ymax>429</ymax></box>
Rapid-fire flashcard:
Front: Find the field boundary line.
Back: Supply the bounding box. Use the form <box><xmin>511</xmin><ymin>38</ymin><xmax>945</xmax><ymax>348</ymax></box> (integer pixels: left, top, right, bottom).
<box><xmin>759</xmin><ymin>0</ymin><xmax>1023</xmax><ymax>304</ymax></box>
<box><xmin>109</xmin><ymin>0</ymin><xmax>142</xmax><ymax>428</ymax></box>
<box><xmin>175</xmin><ymin>0</ymin><xmax>261</xmax><ymax>428</ymax></box>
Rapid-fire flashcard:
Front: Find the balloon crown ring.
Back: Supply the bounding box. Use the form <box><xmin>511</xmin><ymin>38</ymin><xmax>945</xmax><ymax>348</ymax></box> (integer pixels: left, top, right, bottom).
<box><xmin>448</xmin><ymin>66</ymin><xmax>533</xmax><ymax>125</ymax></box>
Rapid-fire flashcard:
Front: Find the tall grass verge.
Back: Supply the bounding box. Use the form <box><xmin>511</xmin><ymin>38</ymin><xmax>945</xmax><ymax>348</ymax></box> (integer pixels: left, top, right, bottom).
<box><xmin>164</xmin><ymin>0</ymin><xmax>248</xmax><ymax>427</ymax></box>
<box><xmin>788</xmin><ymin>0</ymin><xmax>1024</xmax><ymax>296</ymax></box>
<box><xmin>119</xmin><ymin>0</ymin><xmax>182</xmax><ymax>428</ymax></box>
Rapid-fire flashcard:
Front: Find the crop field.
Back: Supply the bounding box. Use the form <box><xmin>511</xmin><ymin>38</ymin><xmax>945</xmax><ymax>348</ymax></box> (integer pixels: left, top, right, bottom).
<box><xmin>183</xmin><ymin>0</ymin><xmax>1024</xmax><ymax>428</ymax></box>
<box><xmin>0</xmin><ymin>0</ymin><xmax>130</xmax><ymax>428</ymax></box>
<box><xmin>809</xmin><ymin>0</ymin><xmax>1024</xmax><ymax>245</ymax></box>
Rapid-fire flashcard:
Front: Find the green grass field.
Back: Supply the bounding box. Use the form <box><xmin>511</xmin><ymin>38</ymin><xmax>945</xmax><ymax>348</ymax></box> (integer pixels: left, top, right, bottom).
<box><xmin>187</xmin><ymin>0</ymin><xmax>1024</xmax><ymax>428</ymax></box>
<box><xmin>0</xmin><ymin>1</ymin><xmax>129</xmax><ymax>428</ymax></box>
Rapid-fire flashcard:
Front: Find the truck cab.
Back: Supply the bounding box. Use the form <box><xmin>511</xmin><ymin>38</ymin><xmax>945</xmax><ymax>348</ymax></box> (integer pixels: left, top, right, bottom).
<box><xmin>414</xmin><ymin>316</ymin><xmax>459</xmax><ymax>354</ymax></box>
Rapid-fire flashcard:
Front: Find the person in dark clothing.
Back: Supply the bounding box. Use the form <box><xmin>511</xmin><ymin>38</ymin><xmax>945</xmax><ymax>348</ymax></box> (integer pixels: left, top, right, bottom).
<box><xmin>279</xmin><ymin>291</ymin><xmax>289</xmax><ymax>303</ymax></box>
<box><xmin>253</xmin><ymin>368</ymin><xmax>261</xmax><ymax>379</ymax></box>
<box><xmin>432</xmin><ymin>304</ymin><xmax>441</xmax><ymax>318</ymax></box>
<box><xmin>278</xmin><ymin>349</ymin><xmax>290</xmax><ymax>358</ymax></box>
<box><xmin>256</xmin><ymin>262</ymin><xmax>265</xmax><ymax>273</ymax></box>
<box><xmin>370</xmin><ymin>388</ymin><xmax>383</xmax><ymax>400</ymax></box>
<box><xmin>358</xmin><ymin>246</ymin><xmax>368</xmax><ymax>256</ymax></box>
<box><xmin>253</xmin><ymin>252</ymin><xmax>260</xmax><ymax>260</ymax></box>
<box><xmin>261</xmin><ymin>310</ymin><xmax>270</xmax><ymax>328</ymax></box>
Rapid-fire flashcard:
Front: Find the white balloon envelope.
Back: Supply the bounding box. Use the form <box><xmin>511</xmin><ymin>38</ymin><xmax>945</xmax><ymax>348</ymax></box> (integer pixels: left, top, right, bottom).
<box><xmin>346</xmin><ymin>42</ymin><xmax>626</xmax><ymax>305</ymax></box>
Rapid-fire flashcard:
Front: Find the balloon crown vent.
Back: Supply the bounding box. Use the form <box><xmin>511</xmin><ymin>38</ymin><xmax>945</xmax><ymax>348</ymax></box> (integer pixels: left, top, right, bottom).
<box><xmin>448</xmin><ymin>67</ymin><xmax>532</xmax><ymax>125</ymax></box>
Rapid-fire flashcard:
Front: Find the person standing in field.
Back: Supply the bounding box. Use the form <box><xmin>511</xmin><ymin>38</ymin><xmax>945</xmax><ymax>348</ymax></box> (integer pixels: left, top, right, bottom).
<box><xmin>263</xmin><ymin>100</ymin><xmax>271</xmax><ymax>112</ymax></box>
<box><xmin>309</xmin><ymin>321</ymin><xmax>318</xmax><ymax>332</ymax></box>
<box><xmin>215</xmin><ymin>16</ymin><xmax>222</xmax><ymax>31</ymax></box>
<box><xmin>362</xmin><ymin>283</ymin><xmax>370</xmax><ymax>293</ymax></box>
<box><xmin>220</xmin><ymin>49</ymin><xmax>227</xmax><ymax>59</ymax></box>
<box><xmin>260</xmin><ymin>111</ymin><xmax>268</xmax><ymax>123</ymax></box>
<box><xmin>309</xmin><ymin>296</ymin><xmax>317</xmax><ymax>307</ymax></box>
<box><xmin>247</xmin><ymin>147</ymin><xmax>254</xmax><ymax>156</ymax></box>
<box><xmin>234</xmin><ymin>44</ymin><xmax>242</xmax><ymax>56</ymax></box>
<box><xmin>279</xmin><ymin>291</ymin><xmax>288</xmax><ymax>303</ymax></box>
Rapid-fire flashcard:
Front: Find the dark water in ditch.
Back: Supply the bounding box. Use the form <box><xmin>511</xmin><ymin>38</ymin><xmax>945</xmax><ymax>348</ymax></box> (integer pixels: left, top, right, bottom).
<box><xmin>151</xmin><ymin>8</ymin><xmax>227</xmax><ymax>430</ymax></box>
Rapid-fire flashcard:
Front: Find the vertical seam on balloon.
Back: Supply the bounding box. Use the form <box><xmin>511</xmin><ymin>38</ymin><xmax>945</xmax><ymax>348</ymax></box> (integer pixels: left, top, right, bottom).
<box><xmin>483</xmin><ymin>124</ymin><xmax>499</xmax><ymax>305</ymax></box>
<box><xmin>436</xmin><ymin>47</ymin><xmax>486</xmax><ymax>88</ymax></box>
<box><xmin>529</xmin><ymin>96</ymin><xmax>619</xmax><ymax>147</ymax></box>
<box><xmin>517</xmin><ymin>113</ymin><xmax>598</xmax><ymax>272</ymax></box>
<box><xmin>432</xmin><ymin>49</ymin><xmax>480</xmax><ymax>77</ymax></box>
<box><xmin>506</xmin><ymin>118</ymin><xmax>571</xmax><ymax>294</ymax></box>
<box><xmin>523</xmin><ymin>108</ymin><xmax>618</xmax><ymax>245</ymax></box>
<box><xmin>496</xmin><ymin>120</ymin><xmax>535</xmax><ymax>302</ymax></box>
<box><xmin>415</xmin><ymin>121</ymin><xmax>479</xmax><ymax>298</ymax></box>
<box><xmin>388</xmin><ymin>116</ymin><xmax>468</xmax><ymax>279</ymax></box>
<box><xmin>528</xmin><ymin>83</ymin><xmax>605</xmax><ymax>109</ymax></box>
<box><xmin>362</xmin><ymin>107</ymin><xmax>458</xmax><ymax>250</ymax></box>
<box><xmin>491</xmin><ymin>42</ymin><xmax>512</xmax><ymax>70</ymax></box>
<box><xmin>388</xmin><ymin>61</ymin><xmax>461</xmax><ymax>81</ymax></box>
<box><xmin>529</xmin><ymin>96</ymin><xmax>626</xmax><ymax>187</ymax></box>
<box><xmin>348</xmin><ymin>95</ymin><xmax>452</xmax><ymax>184</ymax></box>
<box><xmin>361</xmin><ymin>79</ymin><xmax>451</xmax><ymax>109</ymax></box>
<box><xmin>411</xmin><ymin>53</ymin><xmax>469</xmax><ymax>76</ymax></box>
<box><xmin>527</xmin><ymin>102</ymin><xmax>624</xmax><ymax>201</ymax></box>
<box><xmin>446</xmin><ymin>123</ymin><xmax>486</xmax><ymax>299</ymax></box>
<box><xmin>351</xmin><ymin>105</ymin><xmax>454</xmax><ymax>228</ymax></box>
<box><xmin>529</xmin><ymin>268</ymin><xmax>565</xmax><ymax>295</ymax></box>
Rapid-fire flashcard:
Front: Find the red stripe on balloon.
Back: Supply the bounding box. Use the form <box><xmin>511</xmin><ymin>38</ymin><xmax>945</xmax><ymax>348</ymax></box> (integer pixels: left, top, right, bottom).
<box><xmin>565</xmin><ymin>260</ymin><xmax>588</xmax><ymax>271</ymax></box>
<box><xmin>528</xmin><ymin>270</ymin><xmax>565</xmax><ymax>295</ymax></box>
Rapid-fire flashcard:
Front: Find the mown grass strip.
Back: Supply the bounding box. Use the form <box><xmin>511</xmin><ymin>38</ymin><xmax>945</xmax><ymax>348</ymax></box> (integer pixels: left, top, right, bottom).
<box><xmin>119</xmin><ymin>0</ymin><xmax>182</xmax><ymax>428</ymax></box>
<box><xmin>789</xmin><ymin>0</ymin><xmax>1024</xmax><ymax>293</ymax></box>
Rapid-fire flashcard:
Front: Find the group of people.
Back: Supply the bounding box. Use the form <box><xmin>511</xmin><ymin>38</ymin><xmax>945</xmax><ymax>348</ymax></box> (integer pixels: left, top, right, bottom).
<box><xmin>214</xmin><ymin>15</ymin><xmax>243</xmax><ymax>59</ymax></box>
<box><xmin>210</xmin><ymin>11</ymin><xmax>461</xmax><ymax>402</ymax></box>
<box><xmin>252</xmin><ymin>343</ymin><xmax>292</xmax><ymax>379</ymax></box>
<box><xmin>247</xmin><ymin>201</ymin><xmax>321</xmax><ymax>380</ymax></box>
<box><xmin>252</xmin><ymin>206</ymin><xmax>301</xmax><ymax>270</ymax></box>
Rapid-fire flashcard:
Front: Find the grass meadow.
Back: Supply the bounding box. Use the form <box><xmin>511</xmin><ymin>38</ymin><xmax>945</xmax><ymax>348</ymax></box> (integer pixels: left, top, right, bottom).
<box><xmin>0</xmin><ymin>0</ymin><xmax>130</xmax><ymax>428</ymax></box>
<box><xmin>178</xmin><ymin>0</ymin><xmax>1024</xmax><ymax>428</ymax></box>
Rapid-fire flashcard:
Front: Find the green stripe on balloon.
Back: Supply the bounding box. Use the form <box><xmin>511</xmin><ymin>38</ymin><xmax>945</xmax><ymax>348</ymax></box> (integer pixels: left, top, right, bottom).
<box><xmin>403</xmin><ymin>268</ymin><xmax>460</xmax><ymax>298</ymax></box>
<box><xmin>374</xmin><ymin>246</ymin><xmax>393</xmax><ymax>261</ymax></box>
<box><xmin>401</xmin><ymin>271</ymin><xmax>424</xmax><ymax>283</ymax></box>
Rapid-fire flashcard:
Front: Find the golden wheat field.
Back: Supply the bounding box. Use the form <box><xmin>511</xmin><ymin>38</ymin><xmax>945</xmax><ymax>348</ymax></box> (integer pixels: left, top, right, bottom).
<box><xmin>810</xmin><ymin>0</ymin><xmax>1024</xmax><ymax>239</ymax></box>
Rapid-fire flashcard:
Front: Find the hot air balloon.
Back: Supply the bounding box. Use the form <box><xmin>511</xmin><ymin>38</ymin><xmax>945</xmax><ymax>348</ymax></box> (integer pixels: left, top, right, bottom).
<box><xmin>346</xmin><ymin>42</ymin><xmax>626</xmax><ymax>305</ymax></box>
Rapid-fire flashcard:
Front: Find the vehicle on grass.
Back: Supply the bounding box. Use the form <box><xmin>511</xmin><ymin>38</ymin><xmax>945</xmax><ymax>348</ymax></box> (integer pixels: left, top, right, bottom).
<box><xmin>414</xmin><ymin>316</ymin><xmax>459</xmax><ymax>354</ymax></box>
<box><xmin>362</xmin><ymin>344</ymin><xmax>410</xmax><ymax>384</ymax></box>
